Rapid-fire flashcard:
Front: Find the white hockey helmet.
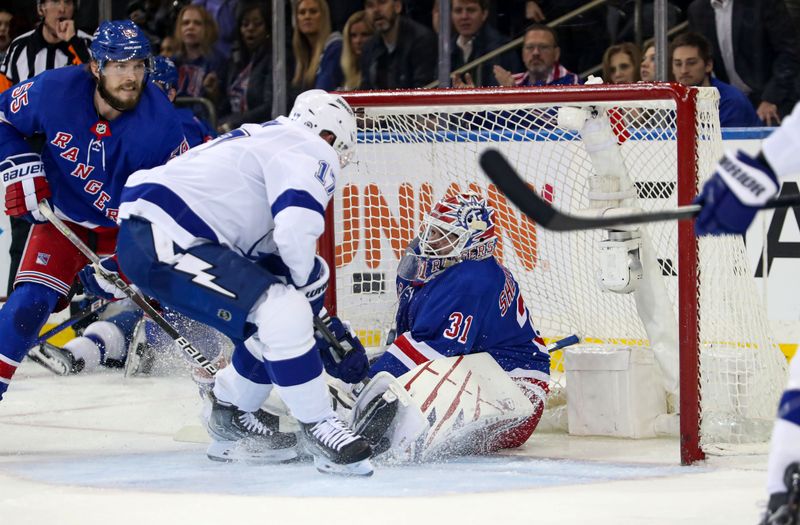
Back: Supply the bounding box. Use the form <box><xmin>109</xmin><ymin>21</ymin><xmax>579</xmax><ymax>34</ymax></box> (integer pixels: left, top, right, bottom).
<box><xmin>288</xmin><ymin>89</ymin><xmax>357</xmax><ymax>167</ymax></box>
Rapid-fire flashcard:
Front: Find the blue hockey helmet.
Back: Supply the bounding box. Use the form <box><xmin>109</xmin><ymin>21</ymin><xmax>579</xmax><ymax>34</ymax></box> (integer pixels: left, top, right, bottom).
<box><xmin>90</xmin><ymin>20</ymin><xmax>151</xmax><ymax>68</ymax></box>
<box><xmin>150</xmin><ymin>56</ymin><xmax>178</xmax><ymax>91</ymax></box>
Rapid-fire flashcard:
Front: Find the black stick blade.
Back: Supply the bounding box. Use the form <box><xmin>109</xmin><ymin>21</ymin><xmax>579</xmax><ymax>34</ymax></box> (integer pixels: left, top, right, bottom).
<box><xmin>479</xmin><ymin>149</ymin><xmax>557</xmax><ymax>228</ymax></box>
<box><xmin>480</xmin><ymin>149</ymin><xmax>699</xmax><ymax>232</ymax></box>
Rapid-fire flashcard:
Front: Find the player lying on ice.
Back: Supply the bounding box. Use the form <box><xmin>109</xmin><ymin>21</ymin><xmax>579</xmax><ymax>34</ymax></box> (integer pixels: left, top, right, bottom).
<box><xmin>692</xmin><ymin>105</ymin><xmax>800</xmax><ymax>524</ymax></box>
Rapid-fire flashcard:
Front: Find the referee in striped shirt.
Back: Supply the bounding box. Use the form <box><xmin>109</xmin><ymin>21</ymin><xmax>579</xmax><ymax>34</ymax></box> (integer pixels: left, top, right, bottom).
<box><xmin>0</xmin><ymin>0</ymin><xmax>92</xmax><ymax>295</ymax></box>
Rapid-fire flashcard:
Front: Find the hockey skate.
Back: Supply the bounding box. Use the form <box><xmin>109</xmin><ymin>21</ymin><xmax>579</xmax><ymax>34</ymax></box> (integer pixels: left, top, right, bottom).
<box><xmin>760</xmin><ymin>463</ymin><xmax>800</xmax><ymax>525</ymax></box>
<box><xmin>123</xmin><ymin>317</ymin><xmax>156</xmax><ymax>377</ymax></box>
<box><xmin>27</xmin><ymin>342</ymin><xmax>82</xmax><ymax>375</ymax></box>
<box><xmin>352</xmin><ymin>389</ymin><xmax>398</xmax><ymax>456</ymax></box>
<box><xmin>300</xmin><ymin>416</ymin><xmax>373</xmax><ymax>476</ymax></box>
<box><xmin>206</xmin><ymin>393</ymin><xmax>298</xmax><ymax>464</ymax></box>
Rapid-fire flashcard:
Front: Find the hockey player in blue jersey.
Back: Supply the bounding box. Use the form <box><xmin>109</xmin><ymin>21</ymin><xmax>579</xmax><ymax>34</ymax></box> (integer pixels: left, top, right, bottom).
<box><xmin>361</xmin><ymin>193</ymin><xmax>551</xmax><ymax>455</ymax></box>
<box><xmin>0</xmin><ymin>19</ymin><xmax>188</xmax><ymax>401</ymax></box>
<box><xmin>694</xmin><ymin>107</ymin><xmax>800</xmax><ymax>524</ymax></box>
<box><xmin>149</xmin><ymin>56</ymin><xmax>216</xmax><ymax>147</ymax></box>
<box><xmin>99</xmin><ymin>89</ymin><xmax>373</xmax><ymax>476</ymax></box>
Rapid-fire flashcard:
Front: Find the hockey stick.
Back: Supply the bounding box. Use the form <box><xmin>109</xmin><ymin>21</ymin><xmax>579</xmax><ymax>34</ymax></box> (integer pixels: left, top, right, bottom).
<box><xmin>37</xmin><ymin>201</ymin><xmax>218</xmax><ymax>375</ymax></box>
<box><xmin>31</xmin><ymin>297</ymin><xmax>109</xmax><ymax>347</ymax></box>
<box><xmin>546</xmin><ymin>334</ymin><xmax>579</xmax><ymax>353</ymax></box>
<box><xmin>479</xmin><ymin>149</ymin><xmax>800</xmax><ymax>232</ymax></box>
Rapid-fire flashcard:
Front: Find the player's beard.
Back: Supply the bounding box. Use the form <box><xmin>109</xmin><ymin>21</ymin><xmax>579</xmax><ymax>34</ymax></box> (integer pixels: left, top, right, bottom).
<box><xmin>97</xmin><ymin>74</ymin><xmax>145</xmax><ymax>112</ymax></box>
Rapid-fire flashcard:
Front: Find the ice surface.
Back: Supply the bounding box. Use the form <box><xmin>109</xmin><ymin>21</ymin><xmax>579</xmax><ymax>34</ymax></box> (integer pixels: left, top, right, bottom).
<box><xmin>0</xmin><ymin>359</ymin><xmax>770</xmax><ymax>525</ymax></box>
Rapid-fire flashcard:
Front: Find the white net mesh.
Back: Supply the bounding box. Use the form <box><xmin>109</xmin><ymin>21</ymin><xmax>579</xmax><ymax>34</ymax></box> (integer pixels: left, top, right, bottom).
<box><xmin>333</xmin><ymin>86</ymin><xmax>787</xmax><ymax>455</ymax></box>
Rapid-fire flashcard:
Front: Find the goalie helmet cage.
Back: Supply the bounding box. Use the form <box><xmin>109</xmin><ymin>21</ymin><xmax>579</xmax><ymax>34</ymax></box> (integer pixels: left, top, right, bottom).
<box><xmin>318</xmin><ymin>84</ymin><xmax>788</xmax><ymax>465</ymax></box>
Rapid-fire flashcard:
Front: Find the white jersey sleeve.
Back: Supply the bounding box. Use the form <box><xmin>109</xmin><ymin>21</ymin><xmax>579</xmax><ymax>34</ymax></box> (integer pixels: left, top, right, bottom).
<box><xmin>763</xmin><ymin>102</ymin><xmax>800</xmax><ymax>179</ymax></box>
<box><xmin>260</xmin><ymin>120</ymin><xmax>337</xmax><ymax>286</ymax></box>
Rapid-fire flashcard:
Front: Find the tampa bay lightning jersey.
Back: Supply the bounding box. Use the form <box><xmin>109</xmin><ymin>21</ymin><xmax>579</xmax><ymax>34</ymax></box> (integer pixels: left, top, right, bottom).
<box><xmin>118</xmin><ymin>116</ymin><xmax>338</xmax><ymax>287</ymax></box>
<box><xmin>0</xmin><ymin>66</ymin><xmax>188</xmax><ymax>228</ymax></box>
<box><xmin>370</xmin><ymin>257</ymin><xmax>551</xmax><ymax>381</ymax></box>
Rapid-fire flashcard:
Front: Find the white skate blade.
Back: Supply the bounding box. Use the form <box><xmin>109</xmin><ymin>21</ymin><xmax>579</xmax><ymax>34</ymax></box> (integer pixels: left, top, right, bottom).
<box><xmin>206</xmin><ymin>440</ymin><xmax>298</xmax><ymax>465</ymax></box>
<box><xmin>313</xmin><ymin>456</ymin><xmax>374</xmax><ymax>477</ymax></box>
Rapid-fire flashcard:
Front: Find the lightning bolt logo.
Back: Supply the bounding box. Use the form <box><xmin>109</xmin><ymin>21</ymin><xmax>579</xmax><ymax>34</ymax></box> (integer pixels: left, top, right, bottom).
<box><xmin>174</xmin><ymin>253</ymin><xmax>236</xmax><ymax>298</ymax></box>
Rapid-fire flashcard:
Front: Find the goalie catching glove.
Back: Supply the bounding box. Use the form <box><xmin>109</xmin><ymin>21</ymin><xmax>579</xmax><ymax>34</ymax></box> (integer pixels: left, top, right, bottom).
<box><xmin>315</xmin><ymin>316</ymin><xmax>369</xmax><ymax>384</ymax></box>
<box><xmin>1</xmin><ymin>153</ymin><xmax>51</xmax><ymax>223</ymax></box>
<box><xmin>78</xmin><ymin>255</ymin><xmax>132</xmax><ymax>300</ymax></box>
<box><xmin>694</xmin><ymin>150</ymin><xmax>779</xmax><ymax>236</ymax></box>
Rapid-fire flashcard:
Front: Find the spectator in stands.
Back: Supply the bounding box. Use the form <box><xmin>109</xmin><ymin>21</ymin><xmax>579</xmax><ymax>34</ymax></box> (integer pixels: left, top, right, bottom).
<box><xmin>671</xmin><ymin>31</ymin><xmax>761</xmax><ymax>127</ymax></box>
<box><xmin>160</xmin><ymin>34</ymin><xmax>177</xmax><ymax>57</ymax></box>
<box><xmin>192</xmin><ymin>0</ymin><xmax>238</xmax><ymax>59</ymax></box>
<box><xmin>640</xmin><ymin>43</ymin><xmax>656</xmax><ymax>82</ymax></box>
<box><xmin>339</xmin><ymin>9</ymin><xmax>372</xmax><ymax>90</ymax></box>
<box><xmin>0</xmin><ymin>0</ymin><xmax>93</xmax><ymax>296</ymax></box>
<box><xmin>218</xmin><ymin>0</ymin><xmax>272</xmax><ymax>132</ymax></box>
<box><xmin>449</xmin><ymin>0</ymin><xmax>522</xmax><ymax>88</ymax></box>
<box><xmin>360</xmin><ymin>0</ymin><xmax>437</xmax><ymax>89</ymax></box>
<box><xmin>172</xmin><ymin>4</ymin><xmax>227</xmax><ymax>106</ymax></box>
<box><xmin>291</xmin><ymin>0</ymin><xmax>343</xmax><ymax>95</ymax></box>
<box><xmin>687</xmin><ymin>0</ymin><xmax>800</xmax><ymax>125</ymax></box>
<box><xmin>499</xmin><ymin>1</ymin><xmax>608</xmax><ymax>75</ymax></box>
<box><xmin>0</xmin><ymin>4</ymin><xmax>11</xmax><ymax>65</ymax></box>
<box><xmin>493</xmin><ymin>24</ymin><xmax>579</xmax><ymax>87</ymax></box>
<box><xmin>602</xmin><ymin>42</ymin><xmax>640</xmax><ymax>84</ymax></box>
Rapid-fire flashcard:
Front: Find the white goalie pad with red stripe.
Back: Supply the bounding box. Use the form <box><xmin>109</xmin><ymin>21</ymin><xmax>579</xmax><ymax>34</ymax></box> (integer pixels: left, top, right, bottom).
<box><xmin>354</xmin><ymin>353</ymin><xmax>536</xmax><ymax>462</ymax></box>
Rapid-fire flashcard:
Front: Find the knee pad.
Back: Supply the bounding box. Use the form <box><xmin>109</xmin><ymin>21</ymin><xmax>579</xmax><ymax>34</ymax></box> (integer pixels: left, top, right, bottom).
<box><xmin>64</xmin><ymin>336</ymin><xmax>103</xmax><ymax>371</ymax></box>
<box><xmin>82</xmin><ymin>320</ymin><xmax>126</xmax><ymax>363</ymax></box>
<box><xmin>252</xmin><ymin>284</ymin><xmax>314</xmax><ymax>361</ymax></box>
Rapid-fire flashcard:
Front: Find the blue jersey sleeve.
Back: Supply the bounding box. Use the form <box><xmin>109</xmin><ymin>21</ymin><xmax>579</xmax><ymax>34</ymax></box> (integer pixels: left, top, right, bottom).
<box><xmin>0</xmin><ymin>78</ymin><xmax>44</xmax><ymax>161</ymax></box>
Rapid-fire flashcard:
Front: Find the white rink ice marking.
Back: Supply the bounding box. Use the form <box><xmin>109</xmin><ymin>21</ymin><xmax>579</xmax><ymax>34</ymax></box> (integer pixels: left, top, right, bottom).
<box><xmin>0</xmin><ymin>358</ymin><xmax>771</xmax><ymax>525</ymax></box>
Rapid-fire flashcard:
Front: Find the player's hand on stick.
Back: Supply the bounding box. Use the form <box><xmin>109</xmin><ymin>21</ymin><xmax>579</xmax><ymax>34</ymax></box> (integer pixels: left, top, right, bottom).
<box><xmin>2</xmin><ymin>156</ymin><xmax>51</xmax><ymax>223</ymax></box>
<box><xmin>694</xmin><ymin>150</ymin><xmax>779</xmax><ymax>236</ymax></box>
<box><xmin>78</xmin><ymin>255</ymin><xmax>131</xmax><ymax>300</ymax></box>
<box><xmin>297</xmin><ymin>255</ymin><xmax>329</xmax><ymax>316</ymax></box>
<box><xmin>315</xmin><ymin>316</ymin><xmax>369</xmax><ymax>384</ymax></box>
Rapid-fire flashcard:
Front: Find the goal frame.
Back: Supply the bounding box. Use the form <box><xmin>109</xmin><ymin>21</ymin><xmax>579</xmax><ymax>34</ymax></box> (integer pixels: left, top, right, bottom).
<box><xmin>320</xmin><ymin>84</ymin><xmax>704</xmax><ymax>464</ymax></box>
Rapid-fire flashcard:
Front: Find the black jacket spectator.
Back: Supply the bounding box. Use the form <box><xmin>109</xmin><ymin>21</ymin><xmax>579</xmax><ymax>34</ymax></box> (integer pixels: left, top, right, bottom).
<box><xmin>451</xmin><ymin>22</ymin><xmax>522</xmax><ymax>87</ymax></box>
<box><xmin>360</xmin><ymin>15</ymin><xmax>436</xmax><ymax>89</ymax></box>
<box><xmin>688</xmin><ymin>0</ymin><xmax>800</xmax><ymax>119</ymax></box>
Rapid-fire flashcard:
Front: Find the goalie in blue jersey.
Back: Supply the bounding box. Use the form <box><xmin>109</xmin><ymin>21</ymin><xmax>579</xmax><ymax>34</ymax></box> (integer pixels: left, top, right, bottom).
<box><xmin>345</xmin><ymin>193</ymin><xmax>552</xmax><ymax>460</ymax></box>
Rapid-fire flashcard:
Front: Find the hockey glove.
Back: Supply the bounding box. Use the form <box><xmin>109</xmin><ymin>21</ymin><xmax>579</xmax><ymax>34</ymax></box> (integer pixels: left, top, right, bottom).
<box><xmin>297</xmin><ymin>255</ymin><xmax>329</xmax><ymax>316</ymax></box>
<box><xmin>1</xmin><ymin>153</ymin><xmax>51</xmax><ymax>223</ymax></box>
<box><xmin>315</xmin><ymin>316</ymin><xmax>369</xmax><ymax>384</ymax></box>
<box><xmin>694</xmin><ymin>150</ymin><xmax>779</xmax><ymax>236</ymax></box>
<box><xmin>78</xmin><ymin>255</ymin><xmax>131</xmax><ymax>301</ymax></box>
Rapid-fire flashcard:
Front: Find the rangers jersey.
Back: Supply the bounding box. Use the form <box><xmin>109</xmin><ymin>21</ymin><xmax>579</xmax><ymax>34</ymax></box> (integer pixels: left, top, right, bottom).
<box><xmin>118</xmin><ymin>116</ymin><xmax>339</xmax><ymax>287</ymax></box>
<box><xmin>0</xmin><ymin>65</ymin><xmax>188</xmax><ymax>228</ymax></box>
<box><xmin>371</xmin><ymin>256</ymin><xmax>551</xmax><ymax>381</ymax></box>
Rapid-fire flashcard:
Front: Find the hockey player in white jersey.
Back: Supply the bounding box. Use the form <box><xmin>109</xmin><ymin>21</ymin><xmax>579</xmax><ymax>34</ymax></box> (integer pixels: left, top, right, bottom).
<box><xmin>87</xmin><ymin>89</ymin><xmax>374</xmax><ymax>476</ymax></box>
<box><xmin>694</xmin><ymin>105</ymin><xmax>800</xmax><ymax>524</ymax></box>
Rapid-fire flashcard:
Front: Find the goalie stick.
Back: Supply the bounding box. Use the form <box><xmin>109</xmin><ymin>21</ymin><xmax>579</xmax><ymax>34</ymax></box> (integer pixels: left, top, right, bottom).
<box><xmin>479</xmin><ymin>149</ymin><xmax>800</xmax><ymax>232</ymax></box>
<box><xmin>37</xmin><ymin>201</ymin><xmax>218</xmax><ymax>375</ymax></box>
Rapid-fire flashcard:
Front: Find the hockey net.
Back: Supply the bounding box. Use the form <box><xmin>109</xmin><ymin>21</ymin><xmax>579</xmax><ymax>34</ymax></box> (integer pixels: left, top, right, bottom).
<box><xmin>322</xmin><ymin>85</ymin><xmax>788</xmax><ymax>464</ymax></box>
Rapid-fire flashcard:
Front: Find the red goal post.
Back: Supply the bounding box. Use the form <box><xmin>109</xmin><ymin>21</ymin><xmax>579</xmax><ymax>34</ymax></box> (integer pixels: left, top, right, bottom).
<box><xmin>318</xmin><ymin>84</ymin><xmax>786</xmax><ymax>465</ymax></box>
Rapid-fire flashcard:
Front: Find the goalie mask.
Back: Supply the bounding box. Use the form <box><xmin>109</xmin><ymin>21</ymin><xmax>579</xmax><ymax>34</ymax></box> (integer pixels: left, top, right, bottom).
<box><xmin>288</xmin><ymin>89</ymin><xmax>357</xmax><ymax>168</ymax></box>
<box><xmin>400</xmin><ymin>194</ymin><xmax>497</xmax><ymax>283</ymax></box>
